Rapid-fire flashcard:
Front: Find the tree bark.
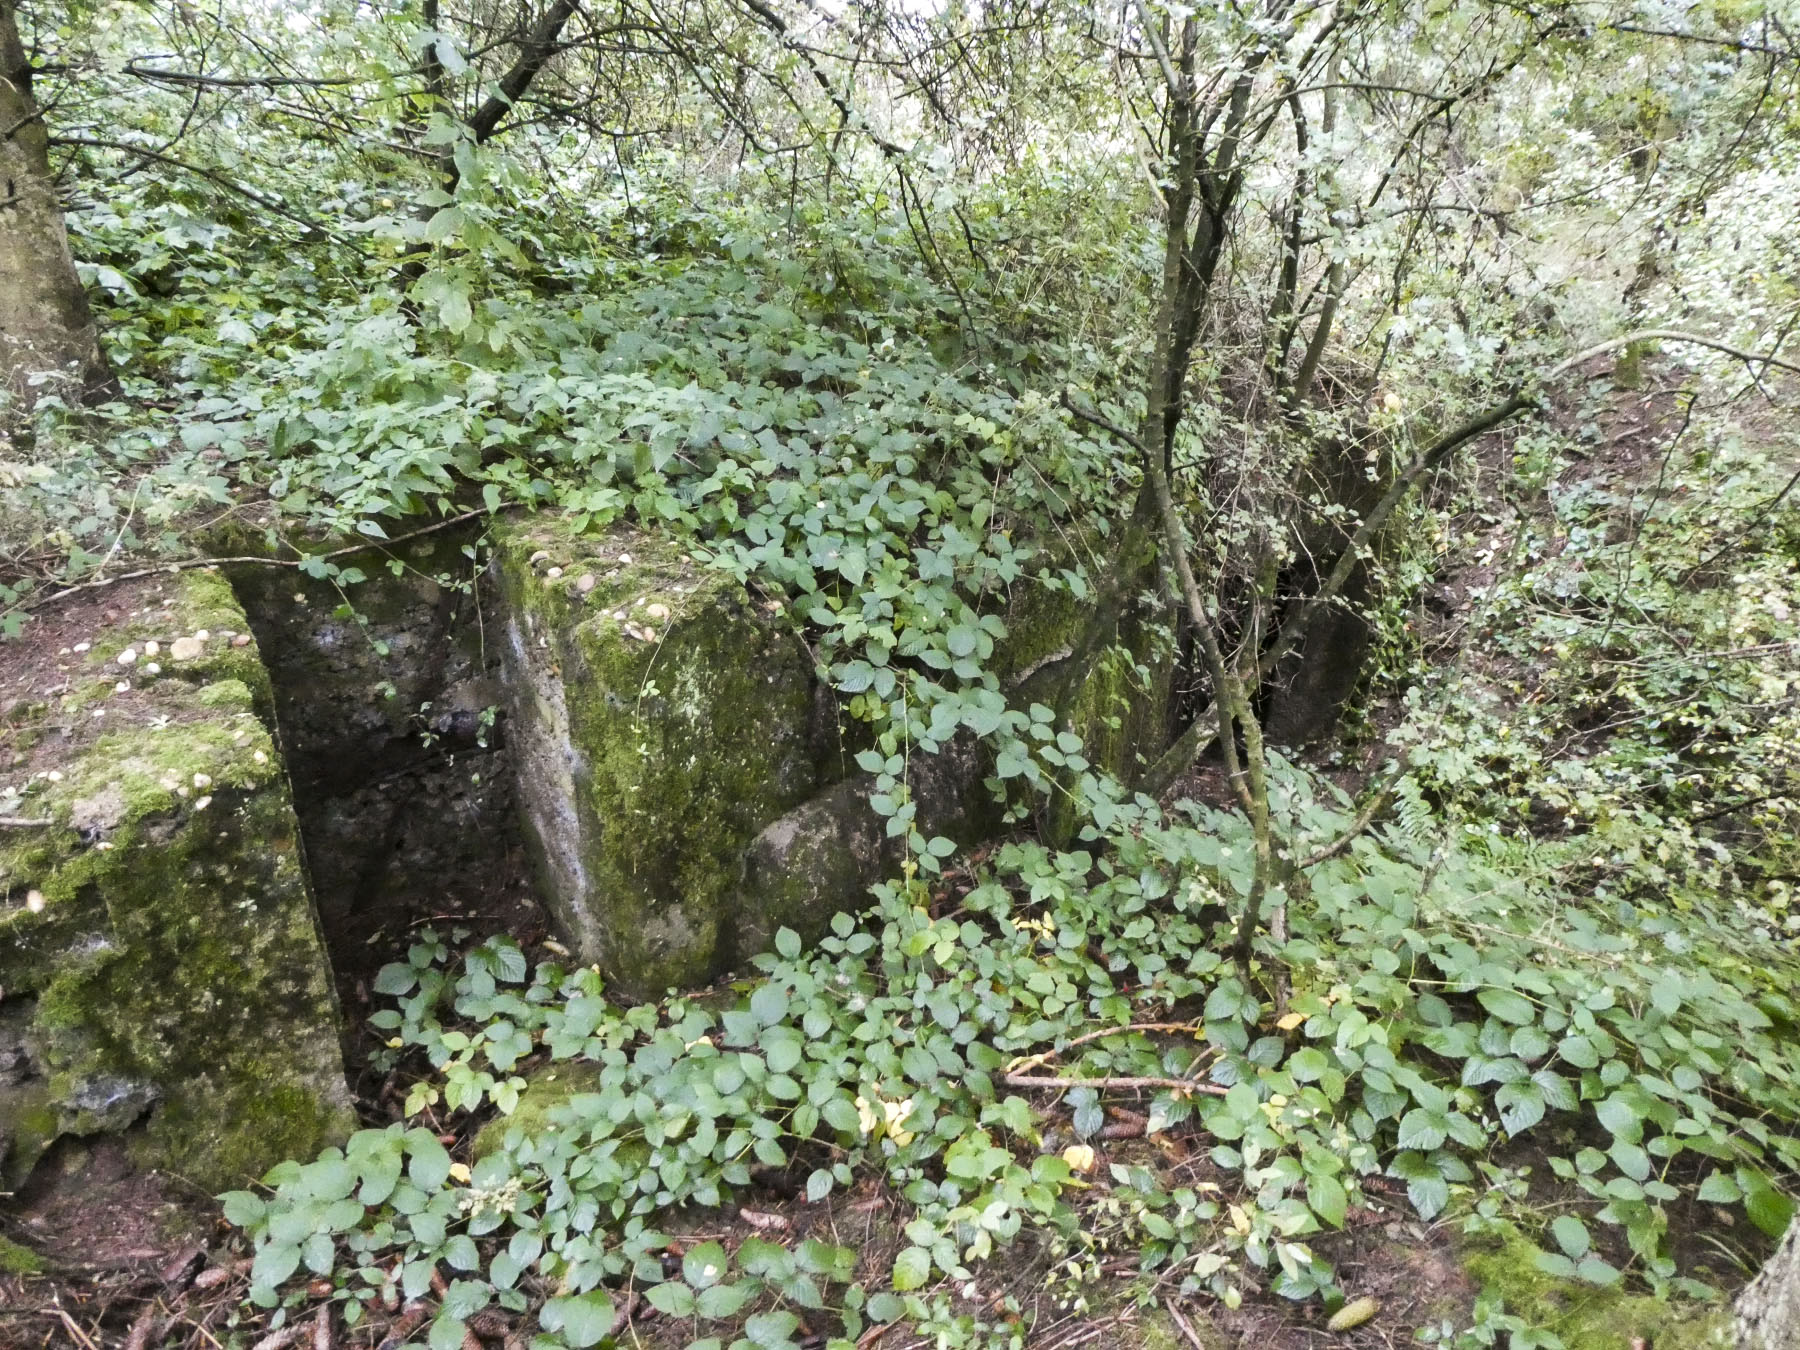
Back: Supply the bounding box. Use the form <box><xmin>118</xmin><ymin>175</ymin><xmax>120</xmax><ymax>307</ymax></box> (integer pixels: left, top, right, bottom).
<box><xmin>0</xmin><ymin>0</ymin><xmax>112</xmax><ymax>411</ymax></box>
<box><xmin>1736</xmin><ymin>1220</ymin><xmax>1800</xmax><ymax>1350</ymax></box>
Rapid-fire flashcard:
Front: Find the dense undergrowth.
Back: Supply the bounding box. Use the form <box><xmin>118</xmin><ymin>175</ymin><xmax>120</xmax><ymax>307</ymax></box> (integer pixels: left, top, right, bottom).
<box><xmin>226</xmin><ymin>748</ymin><xmax>1800</xmax><ymax>1349</ymax></box>
<box><xmin>7</xmin><ymin>177</ymin><xmax>1800</xmax><ymax>1345</ymax></box>
<box><xmin>6</xmin><ymin>3</ymin><xmax>1800</xmax><ymax>1342</ymax></box>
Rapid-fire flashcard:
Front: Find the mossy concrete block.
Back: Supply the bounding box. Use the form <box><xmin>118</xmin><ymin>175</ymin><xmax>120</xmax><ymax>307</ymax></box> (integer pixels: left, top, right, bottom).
<box><xmin>492</xmin><ymin>514</ymin><xmax>1178</xmax><ymax>987</ymax></box>
<box><xmin>737</xmin><ymin>779</ymin><xmax>882</xmax><ymax>960</ymax></box>
<box><xmin>0</xmin><ymin>572</ymin><xmax>353</xmax><ymax>1192</ymax></box>
<box><xmin>996</xmin><ymin>518</ymin><xmax>1175</xmax><ymax>835</ymax></box>
<box><xmin>736</xmin><ymin>734</ymin><xmax>996</xmax><ymax>956</ymax></box>
<box><xmin>493</xmin><ymin>520</ymin><xmax>828</xmax><ymax>995</ymax></box>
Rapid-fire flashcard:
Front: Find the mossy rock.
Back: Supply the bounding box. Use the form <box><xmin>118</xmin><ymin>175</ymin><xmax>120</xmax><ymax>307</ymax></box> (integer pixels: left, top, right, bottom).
<box><xmin>494</xmin><ymin>519</ymin><xmax>829</xmax><ymax>995</ymax></box>
<box><xmin>0</xmin><ymin>573</ymin><xmax>353</xmax><ymax>1192</ymax></box>
<box><xmin>1462</xmin><ymin>1222</ymin><xmax>1731</xmax><ymax>1349</ymax></box>
<box><xmin>471</xmin><ymin>1060</ymin><xmax>607</xmax><ymax>1160</ymax></box>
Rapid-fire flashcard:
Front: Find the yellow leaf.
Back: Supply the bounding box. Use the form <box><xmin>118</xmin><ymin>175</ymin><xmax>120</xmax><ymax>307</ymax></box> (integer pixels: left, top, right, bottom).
<box><xmin>1061</xmin><ymin>1144</ymin><xmax>1097</xmax><ymax>1174</ymax></box>
<box><xmin>448</xmin><ymin>1162</ymin><xmax>472</xmax><ymax>1184</ymax></box>
<box><xmin>1276</xmin><ymin>1012</ymin><xmax>1306</xmax><ymax>1031</ymax></box>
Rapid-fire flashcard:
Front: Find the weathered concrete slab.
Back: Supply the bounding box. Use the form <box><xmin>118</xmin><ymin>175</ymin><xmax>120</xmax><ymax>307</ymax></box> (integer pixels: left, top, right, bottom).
<box><xmin>223</xmin><ymin>525</ymin><xmax>521</xmax><ymax>974</ymax></box>
<box><xmin>0</xmin><ymin>570</ymin><xmax>353</xmax><ymax>1191</ymax></box>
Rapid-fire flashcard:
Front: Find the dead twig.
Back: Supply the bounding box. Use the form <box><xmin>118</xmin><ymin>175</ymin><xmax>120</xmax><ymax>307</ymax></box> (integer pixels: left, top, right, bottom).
<box><xmin>1004</xmin><ymin>1021</ymin><xmax>1205</xmax><ymax>1074</ymax></box>
<box><xmin>55</xmin><ymin>1309</ymin><xmax>101</xmax><ymax>1350</ymax></box>
<box><xmin>1166</xmin><ymin>1303</ymin><xmax>1210</xmax><ymax>1350</ymax></box>
<box><xmin>250</xmin><ymin>1325</ymin><xmax>307</xmax><ymax>1350</ymax></box>
<box><xmin>607</xmin><ymin>1291</ymin><xmax>639</xmax><ymax>1337</ymax></box>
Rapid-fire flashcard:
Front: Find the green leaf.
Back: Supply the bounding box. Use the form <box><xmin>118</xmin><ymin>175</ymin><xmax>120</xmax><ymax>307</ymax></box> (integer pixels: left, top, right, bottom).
<box><xmin>746</xmin><ymin>1310</ymin><xmax>802</xmax><ymax>1348</ymax></box>
<box><xmin>300</xmin><ymin>1232</ymin><xmax>335</xmax><ymax>1275</ymax></box>
<box><xmin>1697</xmin><ymin>1172</ymin><xmax>1742</xmax><ymax>1204</ymax></box>
<box><xmin>867</xmin><ymin>1292</ymin><xmax>906</xmax><ymax>1322</ymax></box>
<box><xmin>750</xmin><ymin>983</ymin><xmax>788</xmax><ymax>1026</ymax></box>
<box><xmin>647</xmin><ymin>1281</ymin><xmax>696</xmax><ymax>1317</ymax></box>
<box><xmin>892</xmin><ymin>1246</ymin><xmax>932</xmax><ymax>1291</ymax></box>
<box><xmin>429</xmin><ymin>1314</ymin><xmax>468</xmax><ymax>1350</ymax></box>
<box><xmin>684</xmin><ymin>1241</ymin><xmax>730</xmax><ymax>1288</ymax></box>
<box><xmin>1477</xmin><ymin>988</ymin><xmax>1536</xmax><ymax>1025</ymax></box>
<box><xmin>546</xmin><ymin>1292</ymin><xmax>615</xmax><ymax>1348</ymax></box>
<box><xmin>406</xmin><ymin>1134</ymin><xmax>451</xmax><ymax>1190</ymax></box>
<box><xmin>1288</xmin><ymin>1048</ymin><xmax>1329</xmax><ymax>1082</ymax></box>
<box><xmin>372</xmin><ymin>963</ymin><xmax>417</xmax><ymax>996</ymax></box>
<box><xmin>219</xmin><ymin>1191</ymin><xmax>266</xmax><ymax>1227</ymax></box>
<box><xmin>1557</xmin><ymin>1035</ymin><xmax>1599</xmax><ymax>1069</ymax></box>
<box><xmin>1496</xmin><ymin>1080</ymin><xmax>1546</xmax><ymax>1136</ymax></box>
<box><xmin>1307</xmin><ymin>1171</ymin><xmax>1348</xmax><ymax>1228</ymax></box>
<box><xmin>696</xmin><ymin>1282</ymin><xmax>753</xmax><ymax>1319</ymax></box>
<box><xmin>1745</xmin><ymin>1180</ymin><xmax>1797</xmax><ymax>1239</ymax></box>
<box><xmin>442</xmin><ymin>1279</ymin><xmax>492</xmax><ymax>1320</ymax></box>
<box><xmin>1397</xmin><ymin>1109</ymin><xmax>1448</xmax><ymax>1151</ymax></box>
<box><xmin>775</xmin><ymin>927</ymin><xmax>802</xmax><ymax>959</ymax></box>
<box><xmin>251</xmin><ymin>1241</ymin><xmax>300</xmax><ymax>1289</ymax></box>
<box><xmin>1550</xmin><ymin>1215</ymin><xmax>1589</xmax><ymax>1259</ymax></box>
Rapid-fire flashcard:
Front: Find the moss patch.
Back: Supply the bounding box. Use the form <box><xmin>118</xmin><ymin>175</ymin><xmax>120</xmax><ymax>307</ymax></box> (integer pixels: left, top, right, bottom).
<box><xmin>472</xmin><ymin>1061</ymin><xmax>606</xmax><ymax>1160</ymax></box>
<box><xmin>0</xmin><ymin>1234</ymin><xmax>43</xmax><ymax>1275</ymax></box>
<box><xmin>1462</xmin><ymin>1222</ymin><xmax>1731</xmax><ymax>1349</ymax></box>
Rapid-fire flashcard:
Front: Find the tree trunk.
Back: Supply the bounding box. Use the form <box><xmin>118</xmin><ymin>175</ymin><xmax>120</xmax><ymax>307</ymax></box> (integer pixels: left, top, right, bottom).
<box><xmin>0</xmin><ymin>0</ymin><xmax>112</xmax><ymax>412</ymax></box>
<box><xmin>1736</xmin><ymin>1220</ymin><xmax>1800</xmax><ymax>1350</ymax></box>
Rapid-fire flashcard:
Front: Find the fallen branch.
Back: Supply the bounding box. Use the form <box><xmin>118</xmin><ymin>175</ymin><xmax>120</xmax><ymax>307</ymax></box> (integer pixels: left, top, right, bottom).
<box><xmin>1003</xmin><ymin>1072</ymin><xmax>1226</xmax><ymax>1096</ymax></box>
<box><xmin>0</xmin><ymin>815</ymin><xmax>53</xmax><ymax>828</ymax></box>
<box><xmin>1298</xmin><ymin>766</ymin><xmax>1403</xmax><ymax>867</ymax></box>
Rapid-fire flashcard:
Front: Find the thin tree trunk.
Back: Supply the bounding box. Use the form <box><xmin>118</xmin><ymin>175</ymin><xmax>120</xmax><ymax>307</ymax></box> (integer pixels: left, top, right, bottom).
<box><xmin>0</xmin><ymin>0</ymin><xmax>112</xmax><ymax>410</ymax></box>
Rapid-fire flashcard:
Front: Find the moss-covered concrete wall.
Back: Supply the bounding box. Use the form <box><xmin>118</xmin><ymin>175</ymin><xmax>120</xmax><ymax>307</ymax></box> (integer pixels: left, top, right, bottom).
<box><xmin>221</xmin><ymin>523</ymin><xmax>518</xmax><ymax>972</ymax></box>
<box><xmin>0</xmin><ymin>571</ymin><xmax>353</xmax><ymax>1193</ymax></box>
